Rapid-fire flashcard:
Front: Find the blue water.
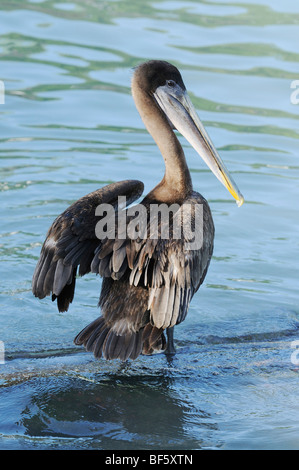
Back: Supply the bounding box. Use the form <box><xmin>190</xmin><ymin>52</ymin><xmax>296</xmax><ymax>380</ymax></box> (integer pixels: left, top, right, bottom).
<box><xmin>0</xmin><ymin>0</ymin><xmax>299</xmax><ymax>450</ymax></box>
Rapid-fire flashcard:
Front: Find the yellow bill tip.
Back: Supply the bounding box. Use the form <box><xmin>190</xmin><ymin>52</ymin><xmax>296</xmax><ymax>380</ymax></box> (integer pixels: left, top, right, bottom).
<box><xmin>222</xmin><ymin>174</ymin><xmax>244</xmax><ymax>207</ymax></box>
<box><xmin>236</xmin><ymin>194</ymin><xmax>244</xmax><ymax>207</ymax></box>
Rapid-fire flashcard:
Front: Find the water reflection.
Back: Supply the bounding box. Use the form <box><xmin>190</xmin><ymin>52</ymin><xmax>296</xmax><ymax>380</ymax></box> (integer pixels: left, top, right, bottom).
<box><xmin>18</xmin><ymin>373</ymin><xmax>214</xmax><ymax>449</ymax></box>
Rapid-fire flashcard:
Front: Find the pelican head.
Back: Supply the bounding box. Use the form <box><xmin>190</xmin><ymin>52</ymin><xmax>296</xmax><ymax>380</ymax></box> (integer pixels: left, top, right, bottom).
<box><xmin>132</xmin><ymin>60</ymin><xmax>244</xmax><ymax>207</ymax></box>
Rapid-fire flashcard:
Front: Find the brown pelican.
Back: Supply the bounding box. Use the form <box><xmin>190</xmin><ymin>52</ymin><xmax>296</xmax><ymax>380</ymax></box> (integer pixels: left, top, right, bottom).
<box><xmin>32</xmin><ymin>60</ymin><xmax>244</xmax><ymax>361</ymax></box>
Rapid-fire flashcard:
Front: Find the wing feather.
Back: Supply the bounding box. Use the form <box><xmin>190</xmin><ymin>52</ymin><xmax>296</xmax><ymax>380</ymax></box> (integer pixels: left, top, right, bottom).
<box><xmin>32</xmin><ymin>180</ymin><xmax>144</xmax><ymax>311</ymax></box>
<box><xmin>122</xmin><ymin>193</ymin><xmax>215</xmax><ymax>330</ymax></box>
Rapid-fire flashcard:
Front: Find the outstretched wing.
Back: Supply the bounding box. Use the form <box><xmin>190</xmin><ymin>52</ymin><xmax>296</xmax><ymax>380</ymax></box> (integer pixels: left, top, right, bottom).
<box><xmin>32</xmin><ymin>180</ymin><xmax>144</xmax><ymax>312</ymax></box>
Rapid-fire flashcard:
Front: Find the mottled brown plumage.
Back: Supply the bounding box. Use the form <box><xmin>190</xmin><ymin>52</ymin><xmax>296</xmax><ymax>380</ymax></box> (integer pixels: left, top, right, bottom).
<box><xmin>32</xmin><ymin>60</ymin><xmax>243</xmax><ymax>361</ymax></box>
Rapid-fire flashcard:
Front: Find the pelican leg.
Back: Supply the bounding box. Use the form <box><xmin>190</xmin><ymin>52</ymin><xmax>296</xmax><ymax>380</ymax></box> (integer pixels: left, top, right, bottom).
<box><xmin>165</xmin><ymin>326</ymin><xmax>176</xmax><ymax>355</ymax></box>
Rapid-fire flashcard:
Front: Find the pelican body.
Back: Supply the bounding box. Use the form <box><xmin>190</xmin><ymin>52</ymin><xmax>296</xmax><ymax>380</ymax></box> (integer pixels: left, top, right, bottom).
<box><xmin>32</xmin><ymin>61</ymin><xmax>243</xmax><ymax>361</ymax></box>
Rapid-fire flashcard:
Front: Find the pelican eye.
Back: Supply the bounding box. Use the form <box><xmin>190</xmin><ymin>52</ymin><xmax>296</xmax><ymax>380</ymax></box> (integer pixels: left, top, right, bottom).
<box><xmin>166</xmin><ymin>80</ymin><xmax>176</xmax><ymax>88</ymax></box>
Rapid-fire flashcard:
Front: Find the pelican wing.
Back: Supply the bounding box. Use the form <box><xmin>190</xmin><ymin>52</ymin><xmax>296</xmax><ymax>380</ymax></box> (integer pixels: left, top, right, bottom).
<box><xmin>32</xmin><ymin>180</ymin><xmax>144</xmax><ymax>312</ymax></box>
<box><xmin>91</xmin><ymin>192</ymin><xmax>215</xmax><ymax>330</ymax></box>
<box><xmin>142</xmin><ymin>194</ymin><xmax>214</xmax><ymax>329</ymax></box>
